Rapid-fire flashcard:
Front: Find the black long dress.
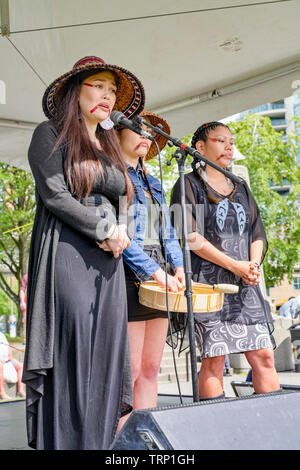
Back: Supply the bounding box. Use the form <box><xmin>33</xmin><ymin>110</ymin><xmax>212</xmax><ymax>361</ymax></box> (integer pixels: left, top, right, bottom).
<box><xmin>23</xmin><ymin>121</ymin><xmax>132</xmax><ymax>450</ymax></box>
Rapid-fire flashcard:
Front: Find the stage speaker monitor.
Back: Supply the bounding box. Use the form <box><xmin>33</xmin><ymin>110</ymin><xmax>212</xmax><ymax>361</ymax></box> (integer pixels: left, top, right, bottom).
<box><xmin>111</xmin><ymin>392</ymin><xmax>300</xmax><ymax>450</ymax></box>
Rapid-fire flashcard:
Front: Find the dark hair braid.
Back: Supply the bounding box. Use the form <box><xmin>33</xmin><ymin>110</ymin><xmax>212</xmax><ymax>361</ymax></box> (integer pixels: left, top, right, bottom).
<box><xmin>191</xmin><ymin>121</ymin><xmax>230</xmax><ymax>148</ymax></box>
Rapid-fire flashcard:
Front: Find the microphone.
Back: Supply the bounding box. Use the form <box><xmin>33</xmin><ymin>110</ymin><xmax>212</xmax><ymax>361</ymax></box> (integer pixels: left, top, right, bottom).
<box><xmin>110</xmin><ymin>111</ymin><xmax>154</xmax><ymax>140</ymax></box>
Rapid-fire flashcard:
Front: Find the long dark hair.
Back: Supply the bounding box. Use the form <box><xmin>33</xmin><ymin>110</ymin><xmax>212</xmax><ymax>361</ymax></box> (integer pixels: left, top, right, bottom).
<box><xmin>51</xmin><ymin>71</ymin><xmax>132</xmax><ymax>202</ymax></box>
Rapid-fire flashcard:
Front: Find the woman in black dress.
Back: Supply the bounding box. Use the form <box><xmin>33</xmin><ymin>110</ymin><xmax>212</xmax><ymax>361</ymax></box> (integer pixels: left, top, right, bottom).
<box><xmin>22</xmin><ymin>56</ymin><xmax>145</xmax><ymax>449</ymax></box>
<box><xmin>171</xmin><ymin>122</ymin><xmax>280</xmax><ymax>399</ymax></box>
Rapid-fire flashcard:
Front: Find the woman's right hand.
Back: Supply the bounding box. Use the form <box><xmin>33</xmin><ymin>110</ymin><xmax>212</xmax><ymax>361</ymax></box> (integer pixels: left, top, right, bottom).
<box><xmin>242</xmin><ymin>261</ymin><xmax>261</xmax><ymax>285</ymax></box>
<box><xmin>97</xmin><ymin>224</ymin><xmax>130</xmax><ymax>258</ymax></box>
<box><xmin>230</xmin><ymin>260</ymin><xmax>260</xmax><ymax>284</ymax></box>
<box><xmin>152</xmin><ymin>268</ymin><xmax>183</xmax><ymax>293</ymax></box>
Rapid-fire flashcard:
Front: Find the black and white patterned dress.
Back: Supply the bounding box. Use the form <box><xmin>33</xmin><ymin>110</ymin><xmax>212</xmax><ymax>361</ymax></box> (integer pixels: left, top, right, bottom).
<box><xmin>171</xmin><ymin>168</ymin><xmax>273</xmax><ymax>359</ymax></box>
<box><xmin>194</xmin><ymin>319</ymin><xmax>272</xmax><ymax>359</ymax></box>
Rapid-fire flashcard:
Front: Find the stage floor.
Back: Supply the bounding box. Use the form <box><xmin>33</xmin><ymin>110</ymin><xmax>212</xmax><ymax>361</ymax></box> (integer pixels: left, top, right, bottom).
<box><xmin>2</xmin><ymin>370</ymin><xmax>300</xmax><ymax>450</ymax></box>
<box><xmin>0</xmin><ymin>400</ymin><xmax>29</xmax><ymax>450</ymax></box>
<box><xmin>0</xmin><ymin>394</ymin><xmax>194</xmax><ymax>450</ymax></box>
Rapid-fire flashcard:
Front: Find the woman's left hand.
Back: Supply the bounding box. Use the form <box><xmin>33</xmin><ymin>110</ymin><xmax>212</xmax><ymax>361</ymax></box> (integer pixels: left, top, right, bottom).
<box><xmin>174</xmin><ymin>267</ymin><xmax>185</xmax><ymax>288</ymax></box>
<box><xmin>96</xmin><ymin>224</ymin><xmax>130</xmax><ymax>258</ymax></box>
<box><xmin>242</xmin><ymin>262</ymin><xmax>260</xmax><ymax>285</ymax></box>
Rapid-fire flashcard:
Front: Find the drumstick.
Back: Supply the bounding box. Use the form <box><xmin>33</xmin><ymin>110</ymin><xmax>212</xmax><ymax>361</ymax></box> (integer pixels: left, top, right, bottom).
<box><xmin>189</xmin><ymin>281</ymin><xmax>239</xmax><ymax>294</ymax></box>
<box><xmin>212</xmin><ymin>284</ymin><xmax>239</xmax><ymax>294</ymax></box>
<box><xmin>143</xmin><ymin>280</ymin><xmax>239</xmax><ymax>294</ymax></box>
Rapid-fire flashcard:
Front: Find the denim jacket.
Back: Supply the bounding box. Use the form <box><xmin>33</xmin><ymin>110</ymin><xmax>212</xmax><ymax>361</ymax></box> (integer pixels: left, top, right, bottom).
<box><xmin>122</xmin><ymin>162</ymin><xmax>183</xmax><ymax>281</ymax></box>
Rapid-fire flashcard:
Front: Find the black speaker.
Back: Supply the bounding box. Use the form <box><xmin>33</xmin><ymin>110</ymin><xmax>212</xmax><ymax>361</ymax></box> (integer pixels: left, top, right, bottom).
<box><xmin>111</xmin><ymin>392</ymin><xmax>300</xmax><ymax>450</ymax></box>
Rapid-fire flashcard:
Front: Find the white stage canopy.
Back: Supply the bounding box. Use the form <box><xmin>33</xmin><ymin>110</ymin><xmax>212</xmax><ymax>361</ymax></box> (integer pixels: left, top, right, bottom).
<box><xmin>0</xmin><ymin>0</ymin><xmax>300</xmax><ymax>170</ymax></box>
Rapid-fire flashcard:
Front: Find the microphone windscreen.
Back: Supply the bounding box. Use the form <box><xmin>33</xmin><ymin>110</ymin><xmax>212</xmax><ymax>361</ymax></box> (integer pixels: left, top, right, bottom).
<box><xmin>110</xmin><ymin>110</ymin><xmax>123</xmax><ymax>125</ymax></box>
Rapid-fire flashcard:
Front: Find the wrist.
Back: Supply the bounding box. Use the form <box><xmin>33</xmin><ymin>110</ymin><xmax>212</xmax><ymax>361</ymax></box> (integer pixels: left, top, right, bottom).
<box><xmin>152</xmin><ymin>268</ymin><xmax>163</xmax><ymax>279</ymax></box>
<box><xmin>226</xmin><ymin>257</ymin><xmax>238</xmax><ymax>273</ymax></box>
<box><xmin>105</xmin><ymin>224</ymin><xmax>117</xmax><ymax>240</ymax></box>
<box><xmin>250</xmin><ymin>261</ymin><xmax>261</xmax><ymax>270</ymax></box>
<box><xmin>175</xmin><ymin>266</ymin><xmax>184</xmax><ymax>272</ymax></box>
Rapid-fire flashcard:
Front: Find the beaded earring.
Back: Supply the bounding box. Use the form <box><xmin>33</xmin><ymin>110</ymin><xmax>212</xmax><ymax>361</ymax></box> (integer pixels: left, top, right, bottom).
<box><xmin>100</xmin><ymin>117</ymin><xmax>114</xmax><ymax>130</ymax></box>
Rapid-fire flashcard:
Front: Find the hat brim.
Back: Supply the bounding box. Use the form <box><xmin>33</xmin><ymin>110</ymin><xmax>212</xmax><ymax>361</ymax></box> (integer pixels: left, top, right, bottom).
<box><xmin>42</xmin><ymin>62</ymin><xmax>145</xmax><ymax>120</ymax></box>
<box><xmin>140</xmin><ymin>111</ymin><xmax>170</xmax><ymax>160</ymax></box>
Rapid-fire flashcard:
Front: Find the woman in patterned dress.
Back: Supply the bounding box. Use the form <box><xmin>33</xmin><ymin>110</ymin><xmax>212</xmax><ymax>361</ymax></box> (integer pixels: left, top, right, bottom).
<box><xmin>171</xmin><ymin>122</ymin><xmax>281</xmax><ymax>399</ymax></box>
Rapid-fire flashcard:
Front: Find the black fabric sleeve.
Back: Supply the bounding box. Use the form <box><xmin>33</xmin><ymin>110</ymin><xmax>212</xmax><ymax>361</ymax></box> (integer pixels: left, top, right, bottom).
<box><xmin>170</xmin><ymin>173</ymin><xmax>204</xmax><ymax>239</ymax></box>
<box><xmin>242</xmin><ymin>181</ymin><xmax>268</xmax><ymax>264</ymax></box>
<box><xmin>28</xmin><ymin>121</ymin><xmax>115</xmax><ymax>243</ymax></box>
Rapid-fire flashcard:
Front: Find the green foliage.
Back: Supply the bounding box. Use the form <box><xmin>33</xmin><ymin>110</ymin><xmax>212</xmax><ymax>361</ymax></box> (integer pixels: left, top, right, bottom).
<box><xmin>229</xmin><ymin>114</ymin><xmax>300</xmax><ymax>287</ymax></box>
<box><xmin>6</xmin><ymin>336</ymin><xmax>24</xmax><ymax>343</ymax></box>
<box><xmin>0</xmin><ymin>162</ymin><xmax>35</xmax><ymax>334</ymax></box>
<box><xmin>0</xmin><ymin>288</ymin><xmax>11</xmax><ymax>317</ymax></box>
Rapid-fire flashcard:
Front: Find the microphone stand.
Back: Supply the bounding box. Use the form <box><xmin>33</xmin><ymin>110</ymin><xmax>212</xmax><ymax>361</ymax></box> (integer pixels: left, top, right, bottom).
<box><xmin>137</xmin><ymin>117</ymin><xmax>243</xmax><ymax>403</ymax></box>
<box><xmin>170</xmin><ymin>146</ymin><xmax>199</xmax><ymax>402</ymax></box>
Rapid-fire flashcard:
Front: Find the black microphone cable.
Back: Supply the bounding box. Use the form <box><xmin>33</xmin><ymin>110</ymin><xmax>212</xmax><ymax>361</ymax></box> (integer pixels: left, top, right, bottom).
<box><xmin>150</xmin><ymin>139</ymin><xmax>184</xmax><ymax>405</ymax></box>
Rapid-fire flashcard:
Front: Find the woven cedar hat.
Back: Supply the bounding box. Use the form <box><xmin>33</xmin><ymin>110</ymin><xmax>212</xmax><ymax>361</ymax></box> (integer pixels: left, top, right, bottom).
<box><xmin>42</xmin><ymin>56</ymin><xmax>145</xmax><ymax>120</ymax></box>
<box><xmin>139</xmin><ymin>110</ymin><xmax>170</xmax><ymax>160</ymax></box>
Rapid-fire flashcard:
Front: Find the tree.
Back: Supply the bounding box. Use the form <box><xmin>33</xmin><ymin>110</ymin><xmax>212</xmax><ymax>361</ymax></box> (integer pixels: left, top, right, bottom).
<box><xmin>230</xmin><ymin>114</ymin><xmax>300</xmax><ymax>287</ymax></box>
<box><xmin>146</xmin><ymin>114</ymin><xmax>300</xmax><ymax>287</ymax></box>
<box><xmin>0</xmin><ymin>162</ymin><xmax>35</xmax><ymax>336</ymax></box>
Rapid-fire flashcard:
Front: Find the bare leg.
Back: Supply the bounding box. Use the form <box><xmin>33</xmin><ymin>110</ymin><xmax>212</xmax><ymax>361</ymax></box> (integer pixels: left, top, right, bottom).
<box><xmin>133</xmin><ymin>318</ymin><xmax>169</xmax><ymax>409</ymax></box>
<box><xmin>244</xmin><ymin>348</ymin><xmax>280</xmax><ymax>394</ymax></box>
<box><xmin>116</xmin><ymin>318</ymin><xmax>168</xmax><ymax>433</ymax></box>
<box><xmin>116</xmin><ymin>321</ymin><xmax>146</xmax><ymax>433</ymax></box>
<box><xmin>13</xmin><ymin>361</ymin><xmax>25</xmax><ymax>396</ymax></box>
<box><xmin>0</xmin><ymin>362</ymin><xmax>10</xmax><ymax>400</ymax></box>
<box><xmin>198</xmin><ymin>356</ymin><xmax>225</xmax><ymax>398</ymax></box>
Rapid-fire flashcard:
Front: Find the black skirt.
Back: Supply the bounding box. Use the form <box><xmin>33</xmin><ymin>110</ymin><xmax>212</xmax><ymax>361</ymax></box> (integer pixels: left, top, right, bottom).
<box><xmin>125</xmin><ymin>245</ymin><xmax>168</xmax><ymax>322</ymax></box>
<box><xmin>35</xmin><ymin>224</ymin><xmax>132</xmax><ymax>450</ymax></box>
